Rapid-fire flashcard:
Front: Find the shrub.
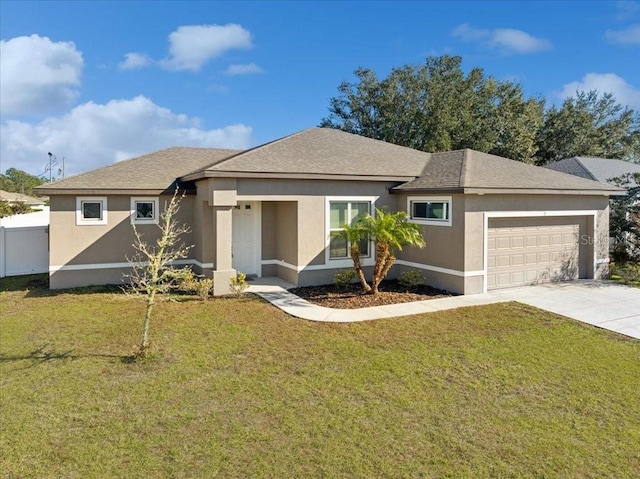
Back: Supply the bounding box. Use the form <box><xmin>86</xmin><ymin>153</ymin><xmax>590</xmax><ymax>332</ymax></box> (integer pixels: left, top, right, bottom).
<box><xmin>397</xmin><ymin>270</ymin><xmax>425</xmax><ymax>290</ymax></box>
<box><xmin>334</xmin><ymin>269</ymin><xmax>356</xmax><ymax>291</ymax></box>
<box><xmin>229</xmin><ymin>272</ymin><xmax>249</xmax><ymax>296</ymax></box>
<box><xmin>610</xmin><ymin>262</ymin><xmax>640</xmax><ymax>286</ymax></box>
<box><xmin>177</xmin><ymin>269</ymin><xmax>214</xmax><ymax>301</ymax></box>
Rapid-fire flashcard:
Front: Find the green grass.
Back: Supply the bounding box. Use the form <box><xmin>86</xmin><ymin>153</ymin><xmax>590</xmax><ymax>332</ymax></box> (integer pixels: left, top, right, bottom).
<box><xmin>1</xmin><ymin>275</ymin><xmax>639</xmax><ymax>478</ymax></box>
<box><xmin>609</xmin><ymin>262</ymin><xmax>640</xmax><ymax>287</ymax></box>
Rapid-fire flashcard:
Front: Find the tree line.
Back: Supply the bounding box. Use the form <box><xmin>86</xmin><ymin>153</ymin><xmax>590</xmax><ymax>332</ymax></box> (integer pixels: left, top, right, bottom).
<box><xmin>320</xmin><ymin>55</ymin><xmax>639</xmax><ymax>165</ymax></box>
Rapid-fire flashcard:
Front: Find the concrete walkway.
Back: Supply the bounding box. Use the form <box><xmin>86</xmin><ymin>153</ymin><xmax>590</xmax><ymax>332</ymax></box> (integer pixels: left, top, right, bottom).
<box><xmin>247</xmin><ymin>278</ymin><xmax>640</xmax><ymax>339</ymax></box>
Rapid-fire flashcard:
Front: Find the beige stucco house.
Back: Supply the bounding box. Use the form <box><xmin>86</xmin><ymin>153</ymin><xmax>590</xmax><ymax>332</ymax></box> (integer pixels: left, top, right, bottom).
<box><xmin>37</xmin><ymin>128</ymin><xmax>622</xmax><ymax>295</ymax></box>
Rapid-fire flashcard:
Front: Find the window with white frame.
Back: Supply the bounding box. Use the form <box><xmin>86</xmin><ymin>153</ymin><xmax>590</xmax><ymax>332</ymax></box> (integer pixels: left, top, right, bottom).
<box><xmin>76</xmin><ymin>197</ymin><xmax>108</xmax><ymax>225</ymax></box>
<box><xmin>131</xmin><ymin>197</ymin><xmax>159</xmax><ymax>224</ymax></box>
<box><xmin>328</xmin><ymin>201</ymin><xmax>371</xmax><ymax>259</ymax></box>
<box><xmin>408</xmin><ymin>196</ymin><xmax>452</xmax><ymax>226</ymax></box>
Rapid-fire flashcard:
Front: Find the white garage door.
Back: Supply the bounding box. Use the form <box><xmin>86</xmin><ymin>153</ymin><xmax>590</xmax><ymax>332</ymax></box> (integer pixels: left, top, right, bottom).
<box><xmin>487</xmin><ymin>217</ymin><xmax>581</xmax><ymax>290</ymax></box>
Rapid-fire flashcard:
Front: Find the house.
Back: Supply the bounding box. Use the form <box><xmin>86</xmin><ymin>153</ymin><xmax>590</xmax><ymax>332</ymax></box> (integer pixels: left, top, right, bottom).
<box><xmin>543</xmin><ymin>156</ymin><xmax>640</xmax><ymax>196</ymax></box>
<box><xmin>544</xmin><ymin>156</ymin><xmax>640</xmax><ymax>258</ymax></box>
<box><xmin>36</xmin><ymin>128</ymin><xmax>623</xmax><ymax>295</ymax></box>
<box><xmin>0</xmin><ymin>190</ymin><xmax>47</xmax><ymax>207</ymax></box>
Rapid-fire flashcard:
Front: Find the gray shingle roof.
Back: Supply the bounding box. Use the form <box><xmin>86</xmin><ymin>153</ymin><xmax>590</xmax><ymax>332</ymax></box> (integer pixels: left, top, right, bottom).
<box><xmin>393</xmin><ymin>149</ymin><xmax>623</xmax><ymax>193</ymax></box>
<box><xmin>191</xmin><ymin>128</ymin><xmax>430</xmax><ymax>179</ymax></box>
<box><xmin>544</xmin><ymin>157</ymin><xmax>640</xmax><ymax>187</ymax></box>
<box><xmin>36</xmin><ymin>129</ymin><xmax>624</xmax><ymax>196</ymax></box>
<box><xmin>37</xmin><ymin>147</ymin><xmax>241</xmax><ymax>193</ymax></box>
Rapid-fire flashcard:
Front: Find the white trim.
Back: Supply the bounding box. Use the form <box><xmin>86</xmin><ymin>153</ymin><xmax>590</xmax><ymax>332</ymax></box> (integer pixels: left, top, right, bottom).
<box><xmin>325</xmin><ymin>196</ymin><xmax>378</xmax><ymax>266</ymax></box>
<box><xmin>407</xmin><ymin>195</ymin><xmax>452</xmax><ymax>227</ymax></box>
<box><xmin>395</xmin><ymin>259</ymin><xmax>483</xmax><ymax>278</ymax></box>
<box><xmin>130</xmin><ymin>196</ymin><xmax>159</xmax><ymax>225</ymax></box>
<box><xmin>596</xmin><ymin>258</ymin><xmax>610</xmax><ymax>264</ymax></box>
<box><xmin>261</xmin><ymin>259</ymin><xmax>330</xmax><ymax>273</ymax></box>
<box><xmin>50</xmin><ymin>259</ymin><xmax>214</xmax><ymax>273</ymax></box>
<box><xmin>76</xmin><ymin>197</ymin><xmax>107</xmax><ymax>225</ymax></box>
<box><xmin>237</xmin><ymin>195</ymin><xmax>303</xmax><ymax>201</ymax></box>
<box><xmin>482</xmin><ymin>210</ymin><xmax>599</xmax><ymax>293</ymax></box>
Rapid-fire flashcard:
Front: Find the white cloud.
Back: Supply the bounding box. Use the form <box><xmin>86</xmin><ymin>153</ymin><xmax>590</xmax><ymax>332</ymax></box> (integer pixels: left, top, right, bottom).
<box><xmin>452</xmin><ymin>23</ymin><xmax>552</xmax><ymax>54</ymax></box>
<box><xmin>559</xmin><ymin>73</ymin><xmax>640</xmax><ymax>109</ymax></box>
<box><xmin>605</xmin><ymin>24</ymin><xmax>640</xmax><ymax>45</ymax></box>
<box><xmin>160</xmin><ymin>24</ymin><xmax>253</xmax><ymax>71</ymax></box>
<box><xmin>119</xmin><ymin>52</ymin><xmax>152</xmax><ymax>70</ymax></box>
<box><xmin>0</xmin><ymin>35</ymin><xmax>83</xmax><ymax>116</ymax></box>
<box><xmin>225</xmin><ymin>63</ymin><xmax>264</xmax><ymax>76</ymax></box>
<box><xmin>0</xmin><ymin>96</ymin><xmax>253</xmax><ymax>176</ymax></box>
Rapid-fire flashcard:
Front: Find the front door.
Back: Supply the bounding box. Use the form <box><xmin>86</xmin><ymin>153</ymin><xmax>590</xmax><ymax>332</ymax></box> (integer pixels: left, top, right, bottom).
<box><xmin>232</xmin><ymin>202</ymin><xmax>260</xmax><ymax>276</ymax></box>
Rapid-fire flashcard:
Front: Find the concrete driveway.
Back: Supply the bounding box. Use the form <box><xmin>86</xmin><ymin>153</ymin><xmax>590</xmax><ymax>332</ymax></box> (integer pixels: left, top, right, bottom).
<box><xmin>487</xmin><ymin>280</ymin><xmax>640</xmax><ymax>339</ymax></box>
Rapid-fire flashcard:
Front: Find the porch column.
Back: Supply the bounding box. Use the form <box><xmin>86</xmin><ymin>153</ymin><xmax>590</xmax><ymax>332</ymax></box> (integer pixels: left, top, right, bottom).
<box><xmin>213</xmin><ymin>205</ymin><xmax>236</xmax><ymax>295</ymax></box>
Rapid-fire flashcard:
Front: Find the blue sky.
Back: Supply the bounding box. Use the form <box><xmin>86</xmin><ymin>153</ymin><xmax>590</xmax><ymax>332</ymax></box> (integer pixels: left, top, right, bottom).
<box><xmin>1</xmin><ymin>0</ymin><xmax>638</xmax><ymax>177</ymax></box>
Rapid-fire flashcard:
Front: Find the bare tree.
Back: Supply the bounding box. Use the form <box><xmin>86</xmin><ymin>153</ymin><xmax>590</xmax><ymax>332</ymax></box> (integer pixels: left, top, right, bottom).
<box><xmin>125</xmin><ymin>190</ymin><xmax>192</xmax><ymax>356</ymax></box>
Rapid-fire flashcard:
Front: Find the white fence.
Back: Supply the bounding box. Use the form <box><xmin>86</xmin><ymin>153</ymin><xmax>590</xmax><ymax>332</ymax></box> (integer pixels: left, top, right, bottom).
<box><xmin>0</xmin><ymin>226</ymin><xmax>49</xmax><ymax>277</ymax></box>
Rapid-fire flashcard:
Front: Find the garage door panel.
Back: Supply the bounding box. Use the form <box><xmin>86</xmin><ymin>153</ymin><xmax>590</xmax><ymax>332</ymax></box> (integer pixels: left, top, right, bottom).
<box><xmin>487</xmin><ymin>217</ymin><xmax>582</xmax><ymax>290</ymax></box>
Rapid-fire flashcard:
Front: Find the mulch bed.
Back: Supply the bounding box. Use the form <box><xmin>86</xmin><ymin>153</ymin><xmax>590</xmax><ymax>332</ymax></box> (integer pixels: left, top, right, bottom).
<box><xmin>288</xmin><ymin>280</ymin><xmax>453</xmax><ymax>309</ymax></box>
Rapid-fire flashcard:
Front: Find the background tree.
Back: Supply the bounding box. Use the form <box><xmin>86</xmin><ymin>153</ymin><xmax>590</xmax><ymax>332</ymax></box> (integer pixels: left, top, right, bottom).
<box><xmin>609</xmin><ymin>173</ymin><xmax>640</xmax><ymax>262</ymax></box>
<box><xmin>0</xmin><ymin>168</ymin><xmax>44</xmax><ymax>196</ymax></box>
<box><xmin>341</xmin><ymin>209</ymin><xmax>425</xmax><ymax>295</ymax></box>
<box><xmin>534</xmin><ymin>91</ymin><xmax>639</xmax><ymax>165</ymax></box>
<box><xmin>321</xmin><ymin>55</ymin><xmax>544</xmax><ymax>163</ymax></box>
<box><xmin>126</xmin><ymin>191</ymin><xmax>192</xmax><ymax>357</ymax></box>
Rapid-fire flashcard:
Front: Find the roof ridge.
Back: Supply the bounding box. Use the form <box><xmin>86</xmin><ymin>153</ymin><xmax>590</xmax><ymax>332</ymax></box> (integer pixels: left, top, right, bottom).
<box><xmin>208</xmin><ymin>129</ymin><xmax>312</xmax><ymax>170</ymax></box>
<box><xmin>459</xmin><ymin>149</ymin><xmax>471</xmax><ymax>187</ymax></box>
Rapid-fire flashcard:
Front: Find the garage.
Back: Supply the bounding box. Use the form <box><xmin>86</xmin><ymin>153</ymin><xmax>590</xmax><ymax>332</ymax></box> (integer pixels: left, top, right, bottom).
<box><xmin>487</xmin><ymin>216</ymin><xmax>586</xmax><ymax>290</ymax></box>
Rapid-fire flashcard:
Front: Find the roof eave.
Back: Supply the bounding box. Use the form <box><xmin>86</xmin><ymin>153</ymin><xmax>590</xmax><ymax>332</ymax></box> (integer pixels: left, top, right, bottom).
<box><xmin>391</xmin><ymin>187</ymin><xmax>624</xmax><ymax>196</ymax></box>
<box><xmin>35</xmin><ymin>187</ymin><xmax>196</xmax><ymax>196</ymax></box>
<box><xmin>463</xmin><ymin>187</ymin><xmax>625</xmax><ymax>196</ymax></box>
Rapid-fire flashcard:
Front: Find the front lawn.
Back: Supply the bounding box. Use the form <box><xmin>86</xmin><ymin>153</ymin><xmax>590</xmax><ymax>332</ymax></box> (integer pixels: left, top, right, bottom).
<box><xmin>1</xmin><ymin>276</ymin><xmax>639</xmax><ymax>478</ymax></box>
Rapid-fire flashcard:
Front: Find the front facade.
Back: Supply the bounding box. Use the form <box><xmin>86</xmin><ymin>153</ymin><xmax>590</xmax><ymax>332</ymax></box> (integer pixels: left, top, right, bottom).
<box><xmin>38</xmin><ymin>129</ymin><xmax>621</xmax><ymax>295</ymax></box>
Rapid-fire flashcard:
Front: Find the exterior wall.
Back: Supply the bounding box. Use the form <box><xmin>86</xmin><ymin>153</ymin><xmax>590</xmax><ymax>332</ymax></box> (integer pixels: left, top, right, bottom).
<box><xmin>393</xmin><ymin>193</ymin><xmax>610</xmax><ymax>295</ymax></box>
<box><xmin>49</xmin><ymin>194</ymin><xmax>196</xmax><ymax>289</ymax></box>
<box><xmin>236</xmin><ymin>178</ymin><xmax>401</xmax><ymax>288</ymax></box>
<box><xmin>397</xmin><ymin>193</ymin><xmax>467</xmax><ymax>272</ymax></box>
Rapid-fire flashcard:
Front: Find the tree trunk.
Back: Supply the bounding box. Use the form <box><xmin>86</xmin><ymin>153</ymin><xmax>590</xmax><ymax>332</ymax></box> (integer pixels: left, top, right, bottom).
<box><xmin>372</xmin><ymin>254</ymin><xmax>396</xmax><ymax>293</ymax></box>
<box><xmin>371</xmin><ymin>243</ymin><xmax>391</xmax><ymax>295</ymax></box>
<box><xmin>141</xmin><ymin>289</ymin><xmax>155</xmax><ymax>352</ymax></box>
<box><xmin>351</xmin><ymin>246</ymin><xmax>371</xmax><ymax>293</ymax></box>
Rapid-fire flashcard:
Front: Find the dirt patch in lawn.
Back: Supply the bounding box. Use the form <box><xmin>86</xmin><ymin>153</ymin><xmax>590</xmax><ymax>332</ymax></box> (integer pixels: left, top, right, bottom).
<box><xmin>288</xmin><ymin>280</ymin><xmax>454</xmax><ymax>309</ymax></box>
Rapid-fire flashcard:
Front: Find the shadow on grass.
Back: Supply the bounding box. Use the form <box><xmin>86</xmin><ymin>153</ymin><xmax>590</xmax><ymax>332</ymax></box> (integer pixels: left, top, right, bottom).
<box><xmin>0</xmin><ymin>344</ymin><xmax>136</xmax><ymax>370</ymax></box>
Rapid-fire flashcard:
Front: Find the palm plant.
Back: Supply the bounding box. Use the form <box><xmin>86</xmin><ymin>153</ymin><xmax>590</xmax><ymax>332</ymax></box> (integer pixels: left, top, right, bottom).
<box><xmin>340</xmin><ymin>208</ymin><xmax>425</xmax><ymax>294</ymax></box>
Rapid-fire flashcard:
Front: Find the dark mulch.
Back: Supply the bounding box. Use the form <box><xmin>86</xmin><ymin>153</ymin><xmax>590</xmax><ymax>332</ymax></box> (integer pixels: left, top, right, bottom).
<box><xmin>288</xmin><ymin>279</ymin><xmax>454</xmax><ymax>309</ymax></box>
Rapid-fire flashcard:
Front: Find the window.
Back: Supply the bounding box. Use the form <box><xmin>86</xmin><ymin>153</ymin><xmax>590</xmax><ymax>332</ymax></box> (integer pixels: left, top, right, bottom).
<box><xmin>131</xmin><ymin>197</ymin><xmax>159</xmax><ymax>224</ymax></box>
<box><xmin>408</xmin><ymin>196</ymin><xmax>452</xmax><ymax>226</ymax></box>
<box><xmin>76</xmin><ymin>197</ymin><xmax>107</xmax><ymax>225</ymax></box>
<box><xmin>328</xmin><ymin>201</ymin><xmax>371</xmax><ymax>259</ymax></box>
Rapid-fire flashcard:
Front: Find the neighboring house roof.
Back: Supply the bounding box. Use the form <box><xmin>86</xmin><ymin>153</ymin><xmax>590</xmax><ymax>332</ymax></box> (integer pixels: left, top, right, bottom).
<box><xmin>544</xmin><ymin>157</ymin><xmax>640</xmax><ymax>188</ymax></box>
<box><xmin>182</xmin><ymin>128</ymin><xmax>430</xmax><ymax>181</ymax></box>
<box><xmin>36</xmin><ymin>128</ymin><xmax>624</xmax><ymax>196</ymax></box>
<box><xmin>0</xmin><ymin>190</ymin><xmax>45</xmax><ymax>205</ymax></box>
<box><xmin>36</xmin><ymin>147</ymin><xmax>242</xmax><ymax>194</ymax></box>
<box><xmin>392</xmin><ymin>150</ymin><xmax>623</xmax><ymax>195</ymax></box>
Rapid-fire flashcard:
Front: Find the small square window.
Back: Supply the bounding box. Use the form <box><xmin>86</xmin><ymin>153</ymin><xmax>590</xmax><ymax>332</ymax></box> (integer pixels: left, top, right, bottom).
<box><xmin>135</xmin><ymin>201</ymin><xmax>155</xmax><ymax>219</ymax></box>
<box><xmin>131</xmin><ymin>197</ymin><xmax>159</xmax><ymax>224</ymax></box>
<box><xmin>76</xmin><ymin>197</ymin><xmax>107</xmax><ymax>225</ymax></box>
<box><xmin>82</xmin><ymin>201</ymin><xmax>103</xmax><ymax>220</ymax></box>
